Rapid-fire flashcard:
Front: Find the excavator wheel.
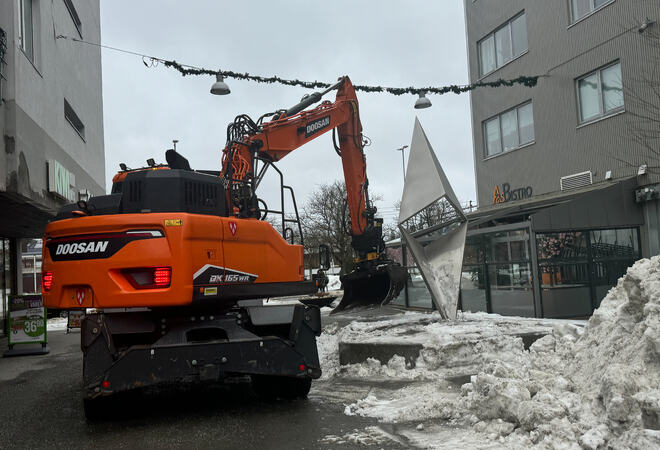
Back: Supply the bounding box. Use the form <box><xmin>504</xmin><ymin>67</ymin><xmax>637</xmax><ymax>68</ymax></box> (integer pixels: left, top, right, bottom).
<box><xmin>252</xmin><ymin>375</ymin><xmax>312</xmax><ymax>400</ymax></box>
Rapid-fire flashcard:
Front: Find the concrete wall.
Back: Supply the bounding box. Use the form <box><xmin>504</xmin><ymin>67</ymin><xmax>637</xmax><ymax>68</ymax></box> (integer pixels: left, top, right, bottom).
<box><xmin>464</xmin><ymin>0</ymin><xmax>660</xmax><ymax>208</ymax></box>
<box><xmin>0</xmin><ymin>0</ymin><xmax>104</xmax><ymax>222</ymax></box>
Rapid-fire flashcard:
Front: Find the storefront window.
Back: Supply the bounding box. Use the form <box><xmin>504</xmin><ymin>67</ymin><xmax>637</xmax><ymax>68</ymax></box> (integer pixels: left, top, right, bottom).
<box><xmin>537</xmin><ymin>231</ymin><xmax>588</xmax><ymax>260</ymax></box>
<box><xmin>21</xmin><ymin>239</ymin><xmax>42</xmax><ymax>294</ymax></box>
<box><xmin>460</xmin><ymin>229</ymin><xmax>535</xmax><ymax>317</ymax></box>
<box><xmin>463</xmin><ymin>234</ymin><xmax>488</xmax><ymax>264</ymax></box>
<box><xmin>536</xmin><ymin>228</ymin><xmax>640</xmax><ymax>317</ymax></box>
<box><xmin>589</xmin><ymin>228</ymin><xmax>639</xmax><ymax>307</ymax></box>
<box><xmin>590</xmin><ymin>229</ymin><xmax>638</xmax><ymax>258</ymax></box>
<box><xmin>0</xmin><ymin>238</ymin><xmax>10</xmax><ymax>335</ymax></box>
<box><xmin>537</xmin><ymin>231</ymin><xmax>592</xmax><ymax>318</ymax></box>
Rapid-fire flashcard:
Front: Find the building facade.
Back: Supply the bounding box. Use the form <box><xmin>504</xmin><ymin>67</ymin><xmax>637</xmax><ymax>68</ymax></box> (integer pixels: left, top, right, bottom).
<box><xmin>457</xmin><ymin>0</ymin><xmax>660</xmax><ymax>318</ymax></box>
<box><xmin>0</xmin><ymin>0</ymin><xmax>104</xmax><ymax>332</ymax></box>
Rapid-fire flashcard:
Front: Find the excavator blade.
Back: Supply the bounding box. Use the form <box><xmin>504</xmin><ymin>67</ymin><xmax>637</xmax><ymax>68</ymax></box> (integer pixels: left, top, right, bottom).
<box><xmin>331</xmin><ymin>262</ymin><xmax>408</xmax><ymax>314</ymax></box>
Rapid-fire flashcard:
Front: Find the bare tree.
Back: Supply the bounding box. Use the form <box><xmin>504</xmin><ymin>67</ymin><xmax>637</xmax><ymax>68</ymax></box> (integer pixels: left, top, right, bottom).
<box><xmin>381</xmin><ymin>200</ymin><xmax>402</xmax><ymax>241</ymax></box>
<box><xmin>399</xmin><ymin>197</ymin><xmax>463</xmax><ymax>234</ymax></box>
<box><xmin>619</xmin><ymin>25</ymin><xmax>660</xmax><ymax>173</ymax></box>
<box><xmin>300</xmin><ymin>180</ymin><xmax>354</xmax><ymax>274</ymax></box>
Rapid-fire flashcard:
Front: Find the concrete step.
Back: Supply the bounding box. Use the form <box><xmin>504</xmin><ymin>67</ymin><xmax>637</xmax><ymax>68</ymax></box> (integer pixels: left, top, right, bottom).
<box><xmin>339</xmin><ymin>342</ymin><xmax>423</xmax><ymax>368</ymax></box>
<box><xmin>338</xmin><ymin>331</ymin><xmax>548</xmax><ymax>370</ymax></box>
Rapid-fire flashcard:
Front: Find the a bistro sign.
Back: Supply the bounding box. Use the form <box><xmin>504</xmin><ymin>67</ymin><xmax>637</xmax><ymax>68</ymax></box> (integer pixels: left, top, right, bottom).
<box><xmin>493</xmin><ymin>183</ymin><xmax>533</xmax><ymax>204</ymax></box>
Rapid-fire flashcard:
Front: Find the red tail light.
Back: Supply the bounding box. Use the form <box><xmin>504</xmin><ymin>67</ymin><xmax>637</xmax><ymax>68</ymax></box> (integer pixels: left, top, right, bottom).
<box><xmin>123</xmin><ymin>267</ymin><xmax>171</xmax><ymax>289</ymax></box>
<box><xmin>153</xmin><ymin>267</ymin><xmax>171</xmax><ymax>287</ymax></box>
<box><xmin>42</xmin><ymin>272</ymin><xmax>54</xmax><ymax>292</ymax></box>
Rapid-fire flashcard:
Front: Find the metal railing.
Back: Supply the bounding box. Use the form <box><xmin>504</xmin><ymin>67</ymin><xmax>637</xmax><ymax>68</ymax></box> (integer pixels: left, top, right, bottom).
<box><xmin>462</xmin><ymin>200</ymin><xmax>477</xmax><ymax>214</ymax></box>
<box><xmin>254</xmin><ymin>157</ymin><xmax>304</xmax><ymax>246</ymax></box>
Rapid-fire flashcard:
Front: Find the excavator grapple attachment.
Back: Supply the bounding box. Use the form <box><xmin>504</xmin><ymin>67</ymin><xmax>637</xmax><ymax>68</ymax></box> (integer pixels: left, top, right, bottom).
<box><xmin>331</xmin><ymin>262</ymin><xmax>407</xmax><ymax>314</ymax></box>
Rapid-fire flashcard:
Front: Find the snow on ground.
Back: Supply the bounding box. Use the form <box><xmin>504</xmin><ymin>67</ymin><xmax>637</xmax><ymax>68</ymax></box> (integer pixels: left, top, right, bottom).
<box><xmin>320</xmin><ymin>425</ymin><xmax>406</xmax><ymax>447</ymax></box>
<box><xmin>327</xmin><ymin>275</ymin><xmax>342</xmax><ymax>291</ymax></box>
<box><xmin>47</xmin><ymin>317</ymin><xmax>68</xmax><ymax>331</ymax></box>
<box><xmin>319</xmin><ymin>256</ymin><xmax>660</xmax><ymax>449</ymax></box>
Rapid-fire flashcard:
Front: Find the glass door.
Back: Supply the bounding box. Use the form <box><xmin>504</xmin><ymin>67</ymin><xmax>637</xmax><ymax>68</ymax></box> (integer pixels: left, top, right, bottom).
<box><xmin>536</xmin><ymin>232</ymin><xmax>592</xmax><ymax>318</ymax></box>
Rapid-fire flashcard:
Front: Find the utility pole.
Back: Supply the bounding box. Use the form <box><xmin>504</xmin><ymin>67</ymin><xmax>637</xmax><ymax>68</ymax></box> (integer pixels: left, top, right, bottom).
<box><xmin>396</xmin><ymin>145</ymin><xmax>409</xmax><ymax>181</ymax></box>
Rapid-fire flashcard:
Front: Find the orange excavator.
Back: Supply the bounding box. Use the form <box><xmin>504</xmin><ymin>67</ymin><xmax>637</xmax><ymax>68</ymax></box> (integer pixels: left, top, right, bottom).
<box><xmin>41</xmin><ymin>76</ymin><xmax>406</xmax><ymax>418</ymax></box>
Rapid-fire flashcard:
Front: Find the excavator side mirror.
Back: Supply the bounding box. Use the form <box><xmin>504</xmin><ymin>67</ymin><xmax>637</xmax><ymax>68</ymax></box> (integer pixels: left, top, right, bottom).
<box><xmin>319</xmin><ymin>244</ymin><xmax>330</xmax><ymax>270</ymax></box>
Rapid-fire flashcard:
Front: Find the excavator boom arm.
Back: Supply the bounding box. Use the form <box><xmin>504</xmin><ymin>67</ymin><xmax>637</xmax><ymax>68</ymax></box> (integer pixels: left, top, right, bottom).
<box><xmin>219</xmin><ymin>76</ymin><xmax>407</xmax><ymax>313</ymax></box>
<box><xmin>221</xmin><ymin>77</ymin><xmax>370</xmax><ymax>236</ymax></box>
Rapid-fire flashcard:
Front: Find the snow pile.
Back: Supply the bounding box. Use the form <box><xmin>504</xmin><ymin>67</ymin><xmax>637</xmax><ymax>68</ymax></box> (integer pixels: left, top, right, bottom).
<box><xmin>47</xmin><ymin>317</ymin><xmax>68</xmax><ymax>331</ymax></box>
<box><xmin>318</xmin><ymin>310</ymin><xmax>561</xmax><ymax>381</ymax></box>
<box><xmin>341</xmin><ymin>257</ymin><xmax>660</xmax><ymax>448</ymax></box>
<box><xmin>345</xmin><ymin>382</ymin><xmax>458</xmax><ymax>423</ymax></box>
<box><xmin>327</xmin><ymin>275</ymin><xmax>342</xmax><ymax>291</ymax></box>
<box><xmin>317</xmin><ymin>322</ymin><xmax>341</xmax><ymax>379</ymax></box>
<box><xmin>460</xmin><ymin>257</ymin><xmax>660</xmax><ymax>448</ymax></box>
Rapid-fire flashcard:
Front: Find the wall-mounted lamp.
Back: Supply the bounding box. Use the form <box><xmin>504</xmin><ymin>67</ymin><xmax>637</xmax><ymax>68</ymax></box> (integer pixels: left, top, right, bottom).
<box><xmin>639</xmin><ymin>17</ymin><xmax>655</xmax><ymax>33</ymax></box>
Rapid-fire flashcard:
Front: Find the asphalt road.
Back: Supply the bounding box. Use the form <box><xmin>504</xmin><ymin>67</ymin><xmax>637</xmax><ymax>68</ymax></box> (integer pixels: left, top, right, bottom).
<box><xmin>0</xmin><ymin>330</ymin><xmax>409</xmax><ymax>450</ymax></box>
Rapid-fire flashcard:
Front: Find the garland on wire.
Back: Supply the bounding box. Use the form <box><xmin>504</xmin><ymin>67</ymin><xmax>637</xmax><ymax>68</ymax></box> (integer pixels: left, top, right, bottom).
<box><xmin>159</xmin><ymin>59</ymin><xmax>540</xmax><ymax>96</ymax></box>
<box><xmin>54</xmin><ymin>34</ymin><xmax>541</xmax><ymax>96</ymax></box>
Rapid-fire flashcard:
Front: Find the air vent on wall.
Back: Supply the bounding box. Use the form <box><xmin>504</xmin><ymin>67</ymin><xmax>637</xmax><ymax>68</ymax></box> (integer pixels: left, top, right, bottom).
<box><xmin>560</xmin><ymin>171</ymin><xmax>592</xmax><ymax>191</ymax></box>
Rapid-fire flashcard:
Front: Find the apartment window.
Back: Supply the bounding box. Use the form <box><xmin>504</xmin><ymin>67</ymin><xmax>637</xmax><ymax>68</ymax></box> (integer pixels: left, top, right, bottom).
<box><xmin>63</xmin><ymin>0</ymin><xmax>82</xmax><ymax>38</ymax></box>
<box><xmin>64</xmin><ymin>99</ymin><xmax>85</xmax><ymax>140</ymax></box>
<box><xmin>484</xmin><ymin>102</ymin><xmax>535</xmax><ymax>157</ymax></box>
<box><xmin>478</xmin><ymin>12</ymin><xmax>528</xmax><ymax>77</ymax></box>
<box><xmin>570</xmin><ymin>0</ymin><xmax>615</xmax><ymax>23</ymax></box>
<box><xmin>18</xmin><ymin>0</ymin><xmax>35</xmax><ymax>62</ymax></box>
<box><xmin>577</xmin><ymin>62</ymin><xmax>623</xmax><ymax>124</ymax></box>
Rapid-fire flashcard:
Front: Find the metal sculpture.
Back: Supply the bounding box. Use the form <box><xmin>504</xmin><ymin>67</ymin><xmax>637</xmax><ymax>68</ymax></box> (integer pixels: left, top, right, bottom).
<box><xmin>398</xmin><ymin>118</ymin><xmax>468</xmax><ymax>319</ymax></box>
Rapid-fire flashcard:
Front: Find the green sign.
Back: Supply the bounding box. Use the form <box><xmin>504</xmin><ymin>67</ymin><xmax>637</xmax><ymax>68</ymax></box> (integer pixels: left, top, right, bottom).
<box><xmin>8</xmin><ymin>295</ymin><xmax>47</xmax><ymax>345</ymax></box>
<box><xmin>47</xmin><ymin>160</ymin><xmax>75</xmax><ymax>202</ymax></box>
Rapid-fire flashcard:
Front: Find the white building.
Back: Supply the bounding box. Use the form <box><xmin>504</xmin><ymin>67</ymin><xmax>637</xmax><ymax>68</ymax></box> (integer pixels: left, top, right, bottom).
<box><xmin>0</xmin><ymin>0</ymin><xmax>105</xmax><ymax>330</ymax></box>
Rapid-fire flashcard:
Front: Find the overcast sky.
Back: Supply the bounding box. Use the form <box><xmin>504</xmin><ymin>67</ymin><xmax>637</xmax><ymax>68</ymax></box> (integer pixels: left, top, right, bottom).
<box><xmin>100</xmin><ymin>0</ymin><xmax>474</xmax><ymax>226</ymax></box>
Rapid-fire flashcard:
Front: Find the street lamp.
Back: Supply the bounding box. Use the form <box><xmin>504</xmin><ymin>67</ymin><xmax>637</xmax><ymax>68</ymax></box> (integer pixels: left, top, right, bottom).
<box><xmin>396</xmin><ymin>145</ymin><xmax>409</xmax><ymax>181</ymax></box>
<box><xmin>210</xmin><ymin>72</ymin><xmax>231</xmax><ymax>95</ymax></box>
<box><xmin>414</xmin><ymin>91</ymin><xmax>432</xmax><ymax>109</ymax></box>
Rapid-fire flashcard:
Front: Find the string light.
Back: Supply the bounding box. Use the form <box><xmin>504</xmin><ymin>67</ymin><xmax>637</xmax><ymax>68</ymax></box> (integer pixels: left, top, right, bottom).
<box><xmin>56</xmin><ymin>35</ymin><xmax>541</xmax><ymax>96</ymax></box>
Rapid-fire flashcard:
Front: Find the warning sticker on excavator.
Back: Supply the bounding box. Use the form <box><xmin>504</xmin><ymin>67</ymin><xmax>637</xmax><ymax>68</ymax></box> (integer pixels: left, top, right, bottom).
<box><xmin>204</xmin><ymin>287</ymin><xmax>218</xmax><ymax>296</ymax></box>
<box><xmin>165</xmin><ymin>219</ymin><xmax>182</xmax><ymax>226</ymax></box>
